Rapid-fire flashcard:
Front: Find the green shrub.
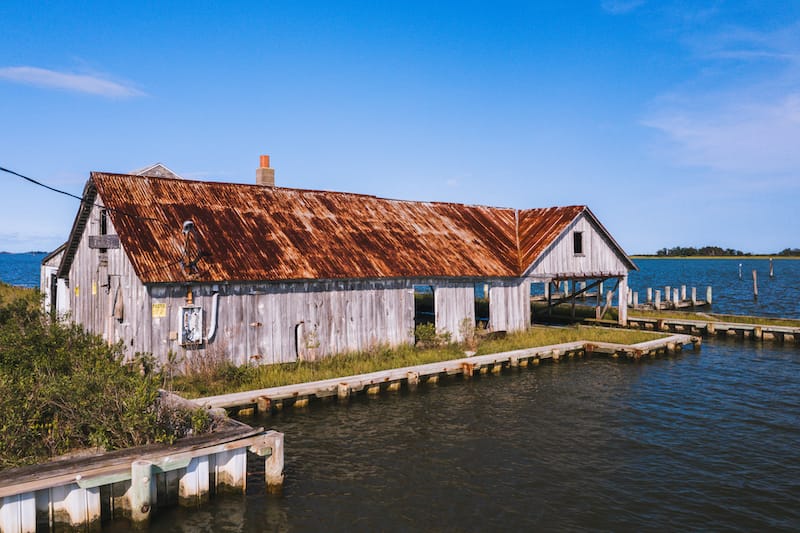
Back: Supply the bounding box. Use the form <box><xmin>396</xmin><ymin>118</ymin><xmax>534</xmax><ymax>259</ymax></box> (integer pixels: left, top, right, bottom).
<box><xmin>0</xmin><ymin>284</ymin><xmax>209</xmax><ymax>470</ymax></box>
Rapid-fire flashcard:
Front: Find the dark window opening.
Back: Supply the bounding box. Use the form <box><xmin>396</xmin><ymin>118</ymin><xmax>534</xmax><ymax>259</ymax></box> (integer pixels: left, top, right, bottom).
<box><xmin>475</xmin><ymin>283</ymin><xmax>489</xmax><ymax>329</ymax></box>
<box><xmin>413</xmin><ymin>285</ymin><xmax>435</xmax><ymax>328</ymax></box>
<box><xmin>99</xmin><ymin>209</ymin><xmax>108</xmax><ymax>254</ymax></box>
<box><xmin>573</xmin><ymin>231</ymin><xmax>583</xmax><ymax>255</ymax></box>
<box><xmin>99</xmin><ymin>209</ymin><xmax>108</xmax><ymax>235</ymax></box>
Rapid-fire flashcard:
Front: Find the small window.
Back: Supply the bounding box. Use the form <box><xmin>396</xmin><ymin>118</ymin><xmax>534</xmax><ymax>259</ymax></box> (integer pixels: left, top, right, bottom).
<box><xmin>99</xmin><ymin>209</ymin><xmax>108</xmax><ymax>235</ymax></box>
<box><xmin>573</xmin><ymin>231</ymin><xmax>583</xmax><ymax>255</ymax></box>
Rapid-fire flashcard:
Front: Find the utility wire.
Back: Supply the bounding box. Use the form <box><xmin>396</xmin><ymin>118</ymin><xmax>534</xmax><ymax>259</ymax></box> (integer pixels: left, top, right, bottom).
<box><xmin>0</xmin><ymin>165</ymin><xmax>165</xmax><ymax>223</ymax></box>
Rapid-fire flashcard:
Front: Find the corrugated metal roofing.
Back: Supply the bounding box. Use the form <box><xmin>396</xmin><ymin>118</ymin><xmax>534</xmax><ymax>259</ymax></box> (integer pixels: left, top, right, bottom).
<box><xmin>89</xmin><ymin>172</ymin><xmax>613</xmax><ymax>283</ymax></box>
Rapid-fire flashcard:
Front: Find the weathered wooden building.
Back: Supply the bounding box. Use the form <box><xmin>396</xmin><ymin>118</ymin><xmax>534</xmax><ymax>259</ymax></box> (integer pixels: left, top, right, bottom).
<box><xmin>44</xmin><ymin>158</ymin><xmax>636</xmax><ymax>366</ymax></box>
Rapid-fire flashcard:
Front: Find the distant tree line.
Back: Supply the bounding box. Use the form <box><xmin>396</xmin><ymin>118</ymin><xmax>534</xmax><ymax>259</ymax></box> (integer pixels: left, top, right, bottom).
<box><xmin>777</xmin><ymin>248</ymin><xmax>800</xmax><ymax>256</ymax></box>
<box><xmin>652</xmin><ymin>246</ymin><xmax>800</xmax><ymax>257</ymax></box>
<box><xmin>655</xmin><ymin>246</ymin><xmax>749</xmax><ymax>257</ymax></box>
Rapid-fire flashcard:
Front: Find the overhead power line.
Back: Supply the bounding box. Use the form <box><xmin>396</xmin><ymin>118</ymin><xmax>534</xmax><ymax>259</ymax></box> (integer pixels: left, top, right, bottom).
<box><xmin>0</xmin><ymin>165</ymin><xmax>163</xmax><ymax>223</ymax></box>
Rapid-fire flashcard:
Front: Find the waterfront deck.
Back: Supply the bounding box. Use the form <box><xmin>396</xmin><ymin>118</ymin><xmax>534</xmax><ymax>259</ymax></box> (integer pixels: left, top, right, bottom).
<box><xmin>195</xmin><ymin>333</ymin><xmax>700</xmax><ymax>414</ymax></box>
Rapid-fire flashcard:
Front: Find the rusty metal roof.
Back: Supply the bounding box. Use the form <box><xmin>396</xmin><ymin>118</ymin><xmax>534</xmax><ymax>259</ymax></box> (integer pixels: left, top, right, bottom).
<box><xmin>86</xmin><ymin>172</ymin><xmax>624</xmax><ymax>283</ymax></box>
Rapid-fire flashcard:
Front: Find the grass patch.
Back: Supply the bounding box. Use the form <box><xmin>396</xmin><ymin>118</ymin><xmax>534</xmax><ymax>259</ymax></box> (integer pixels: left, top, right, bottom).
<box><xmin>173</xmin><ymin>325</ymin><xmax>667</xmax><ymax>399</ymax></box>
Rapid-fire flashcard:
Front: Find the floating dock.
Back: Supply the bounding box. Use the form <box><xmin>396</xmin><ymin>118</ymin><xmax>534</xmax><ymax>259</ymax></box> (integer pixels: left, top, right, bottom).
<box><xmin>195</xmin><ymin>334</ymin><xmax>700</xmax><ymax>414</ymax></box>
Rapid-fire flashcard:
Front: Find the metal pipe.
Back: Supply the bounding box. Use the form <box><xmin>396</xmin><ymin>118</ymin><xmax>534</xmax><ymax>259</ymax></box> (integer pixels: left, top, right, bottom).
<box><xmin>206</xmin><ymin>292</ymin><xmax>219</xmax><ymax>341</ymax></box>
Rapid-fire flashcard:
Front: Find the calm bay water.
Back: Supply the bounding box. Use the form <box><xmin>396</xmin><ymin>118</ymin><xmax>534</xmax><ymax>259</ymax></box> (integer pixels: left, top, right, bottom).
<box><xmin>0</xmin><ymin>252</ymin><xmax>46</xmax><ymax>288</ymax></box>
<box><xmin>1</xmin><ymin>255</ymin><xmax>798</xmax><ymax>531</ymax></box>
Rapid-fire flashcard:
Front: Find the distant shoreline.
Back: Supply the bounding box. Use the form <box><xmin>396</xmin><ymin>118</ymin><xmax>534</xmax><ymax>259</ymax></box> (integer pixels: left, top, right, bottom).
<box><xmin>631</xmin><ymin>255</ymin><xmax>800</xmax><ymax>260</ymax></box>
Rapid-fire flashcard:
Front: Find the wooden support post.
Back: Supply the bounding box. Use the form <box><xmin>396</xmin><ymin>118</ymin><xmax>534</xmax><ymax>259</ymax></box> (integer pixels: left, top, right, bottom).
<box><xmin>264</xmin><ymin>432</ymin><xmax>285</xmax><ymax>492</ymax></box>
<box><xmin>366</xmin><ymin>384</ymin><xmax>380</xmax><ymax>395</ymax></box>
<box><xmin>646</xmin><ymin>287</ymin><xmax>652</xmax><ymax>303</ymax></box>
<box><xmin>672</xmin><ymin>288</ymin><xmax>679</xmax><ymax>307</ymax></box>
<box><xmin>1</xmin><ymin>492</ymin><xmax>37</xmax><ymax>533</ymax></box>
<box><xmin>256</xmin><ymin>396</ymin><xmax>271</xmax><ymax>414</ymax></box>
<box><xmin>406</xmin><ymin>371</ymin><xmax>420</xmax><ymax>389</ymax></box>
<box><xmin>627</xmin><ymin>288</ymin><xmax>633</xmax><ymax>306</ymax></box>
<box><xmin>618</xmin><ymin>275</ymin><xmax>628</xmax><ymax>326</ymax></box>
<box><xmin>691</xmin><ymin>287</ymin><xmax>697</xmax><ymax>306</ymax></box>
<box><xmin>130</xmin><ymin>460</ymin><xmax>153</xmax><ymax>528</ymax></box>
<box><xmin>387</xmin><ymin>381</ymin><xmax>401</xmax><ymax>392</ymax></box>
<box><xmin>706</xmin><ymin>322</ymin><xmax>715</xmax><ymax>335</ymax></box>
<box><xmin>215</xmin><ymin>448</ymin><xmax>247</xmax><ymax>494</ymax></box>
<box><xmin>706</xmin><ymin>286</ymin><xmax>712</xmax><ymax>305</ymax></box>
<box><xmin>179</xmin><ymin>456</ymin><xmax>210</xmax><ymax>506</ymax></box>
<box><xmin>510</xmin><ymin>355</ymin><xmax>519</xmax><ymax>367</ymax></box>
<box><xmin>753</xmin><ymin>326</ymin><xmax>763</xmax><ymax>341</ymax></box>
<box><xmin>655</xmin><ymin>290</ymin><xmax>661</xmax><ymax>310</ymax></box>
<box><xmin>681</xmin><ymin>285</ymin><xmax>687</xmax><ymax>301</ymax></box>
<box><xmin>752</xmin><ymin>270</ymin><xmax>758</xmax><ymax>299</ymax></box>
<box><xmin>769</xmin><ymin>258</ymin><xmax>774</xmax><ymax>278</ymax></box>
<box><xmin>632</xmin><ymin>291</ymin><xmax>639</xmax><ymax>308</ymax></box>
<box><xmin>665</xmin><ymin>286</ymin><xmax>671</xmax><ymax>303</ymax></box>
<box><xmin>337</xmin><ymin>383</ymin><xmax>350</xmax><ymax>400</ymax></box>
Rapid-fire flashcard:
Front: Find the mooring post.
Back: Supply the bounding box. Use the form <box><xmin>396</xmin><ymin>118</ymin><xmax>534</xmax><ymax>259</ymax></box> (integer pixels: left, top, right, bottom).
<box><xmin>752</xmin><ymin>270</ymin><xmax>758</xmax><ymax>299</ymax></box>
<box><xmin>769</xmin><ymin>258</ymin><xmax>774</xmax><ymax>278</ymax></box>
<box><xmin>706</xmin><ymin>286</ymin><xmax>713</xmax><ymax>305</ymax></box>
<box><xmin>632</xmin><ymin>291</ymin><xmax>639</xmax><ymax>308</ymax></box>
<box><xmin>672</xmin><ymin>288</ymin><xmax>679</xmax><ymax>307</ymax></box>
<box><xmin>130</xmin><ymin>460</ymin><xmax>153</xmax><ymax>528</ymax></box>
<box><xmin>407</xmin><ymin>371</ymin><xmax>420</xmax><ymax>390</ymax></box>
<box><xmin>665</xmin><ymin>286</ymin><xmax>671</xmax><ymax>302</ymax></box>
<box><xmin>691</xmin><ymin>287</ymin><xmax>697</xmax><ymax>306</ymax></box>
<box><xmin>646</xmin><ymin>287</ymin><xmax>652</xmax><ymax>304</ymax></box>
<box><xmin>655</xmin><ymin>289</ymin><xmax>661</xmax><ymax>310</ymax></box>
<box><xmin>681</xmin><ymin>285</ymin><xmax>687</xmax><ymax>301</ymax></box>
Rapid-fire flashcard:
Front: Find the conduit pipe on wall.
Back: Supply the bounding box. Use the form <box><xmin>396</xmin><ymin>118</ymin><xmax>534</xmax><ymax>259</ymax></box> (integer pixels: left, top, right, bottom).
<box><xmin>206</xmin><ymin>291</ymin><xmax>220</xmax><ymax>342</ymax></box>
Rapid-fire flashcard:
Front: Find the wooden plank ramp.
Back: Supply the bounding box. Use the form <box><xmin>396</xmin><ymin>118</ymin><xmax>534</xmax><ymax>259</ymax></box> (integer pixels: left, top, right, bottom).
<box><xmin>195</xmin><ymin>334</ymin><xmax>700</xmax><ymax>413</ymax></box>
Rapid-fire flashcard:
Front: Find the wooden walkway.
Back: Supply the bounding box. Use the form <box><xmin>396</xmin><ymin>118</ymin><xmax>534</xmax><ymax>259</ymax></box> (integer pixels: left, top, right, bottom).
<box><xmin>194</xmin><ymin>334</ymin><xmax>700</xmax><ymax>413</ymax></box>
<box><xmin>626</xmin><ymin>316</ymin><xmax>800</xmax><ymax>342</ymax></box>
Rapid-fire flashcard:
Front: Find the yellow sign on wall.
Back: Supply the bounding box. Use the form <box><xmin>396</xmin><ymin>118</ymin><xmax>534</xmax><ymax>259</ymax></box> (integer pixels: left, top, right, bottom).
<box><xmin>152</xmin><ymin>303</ymin><xmax>167</xmax><ymax>318</ymax></box>
<box><xmin>92</xmin><ymin>281</ymin><xmax>97</xmax><ymax>295</ymax></box>
<box><xmin>74</xmin><ymin>286</ymin><xmax>79</xmax><ymax>297</ymax></box>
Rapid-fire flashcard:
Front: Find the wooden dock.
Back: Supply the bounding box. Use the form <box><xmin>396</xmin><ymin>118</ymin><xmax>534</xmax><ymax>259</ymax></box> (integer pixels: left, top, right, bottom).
<box><xmin>195</xmin><ymin>334</ymin><xmax>700</xmax><ymax>414</ymax></box>
<box><xmin>0</xmin><ymin>424</ymin><xmax>284</xmax><ymax>531</ymax></box>
<box><xmin>626</xmin><ymin>316</ymin><xmax>800</xmax><ymax>342</ymax></box>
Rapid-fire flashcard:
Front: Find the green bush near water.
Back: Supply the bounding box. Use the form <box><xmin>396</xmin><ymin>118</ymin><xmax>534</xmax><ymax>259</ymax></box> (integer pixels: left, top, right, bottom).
<box><xmin>0</xmin><ymin>283</ymin><xmax>210</xmax><ymax>471</ymax></box>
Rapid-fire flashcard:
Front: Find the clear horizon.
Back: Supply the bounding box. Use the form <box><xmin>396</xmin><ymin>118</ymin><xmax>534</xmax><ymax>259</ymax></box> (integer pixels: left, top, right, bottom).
<box><xmin>1</xmin><ymin>1</ymin><xmax>798</xmax><ymax>255</ymax></box>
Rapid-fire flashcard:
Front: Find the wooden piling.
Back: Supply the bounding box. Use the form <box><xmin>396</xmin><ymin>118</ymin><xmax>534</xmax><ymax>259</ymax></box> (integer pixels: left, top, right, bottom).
<box><xmin>706</xmin><ymin>286</ymin><xmax>713</xmax><ymax>305</ymax></box>
<box><xmin>769</xmin><ymin>258</ymin><xmax>774</xmax><ymax>278</ymax></box>
<box><xmin>337</xmin><ymin>383</ymin><xmax>350</xmax><ymax>400</ymax></box>
<box><xmin>654</xmin><ymin>290</ymin><xmax>661</xmax><ymax>310</ymax></box>
<box><xmin>130</xmin><ymin>460</ymin><xmax>153</xmax><ymax>528</ymax></box>
<box><xmin>264</xmin><ymin>432</ymin><xmax>285</xmax><ymax>492</ymax></box>
<box><xmin>681</xmin><ymin>285</ymin><xmax>687</xmax><ymax>301</ymax></box>
<box><xmin>256</xmin><ymin>396</ymin><xmax>271</xmax><ymax>414</ymax></box>
<box><xmin>672</xmin><ymin>288</ymin><xmax>679</xmax><ymax>307</ymax></box>
<box><xmin>691</xmin><ymin>287</ymin><xmax>697</xmax><ymax>306</ymax></box>
<box><xmin>752</xmin><ymin>270</ymin><xmax>758</xmax><ymax>299</ymax></box>
<box><xmin>646</xmin><ymin>287</ymin><xmax>652</xmax><ymax>303</ymax></box>
<box><xmin>632</xmin><ymin>291</ymin><xmax>638</xmax><ymax>308</ymax></box>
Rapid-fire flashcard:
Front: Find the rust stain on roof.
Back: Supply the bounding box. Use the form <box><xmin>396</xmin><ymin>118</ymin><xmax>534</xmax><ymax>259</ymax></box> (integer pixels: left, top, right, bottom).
<box><xmin>91</xmin><ymin>172</ymin><xmax>598</xmax><ymax>284</ymax></box>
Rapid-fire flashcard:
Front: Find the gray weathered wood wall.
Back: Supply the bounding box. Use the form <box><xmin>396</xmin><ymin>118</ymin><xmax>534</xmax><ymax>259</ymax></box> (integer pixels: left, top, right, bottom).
<box><xmin>525</xmin><ymin>213</ymin><xmax>629</xmax><ymax>279</ymax></box>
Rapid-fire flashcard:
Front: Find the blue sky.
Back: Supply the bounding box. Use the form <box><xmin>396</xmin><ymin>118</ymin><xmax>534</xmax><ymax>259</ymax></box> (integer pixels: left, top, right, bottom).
<box><xmin>1</xmin><ymin>1</ymin><xmax>798</xmax><ymax>254</ymax></box>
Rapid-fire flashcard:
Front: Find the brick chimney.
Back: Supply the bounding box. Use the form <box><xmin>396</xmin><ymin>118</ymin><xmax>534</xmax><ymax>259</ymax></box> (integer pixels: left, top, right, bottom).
<box><xmin>256</xmin><ymin>154</ymin><xmax>275</xmax><ymax>186</ymax></box>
